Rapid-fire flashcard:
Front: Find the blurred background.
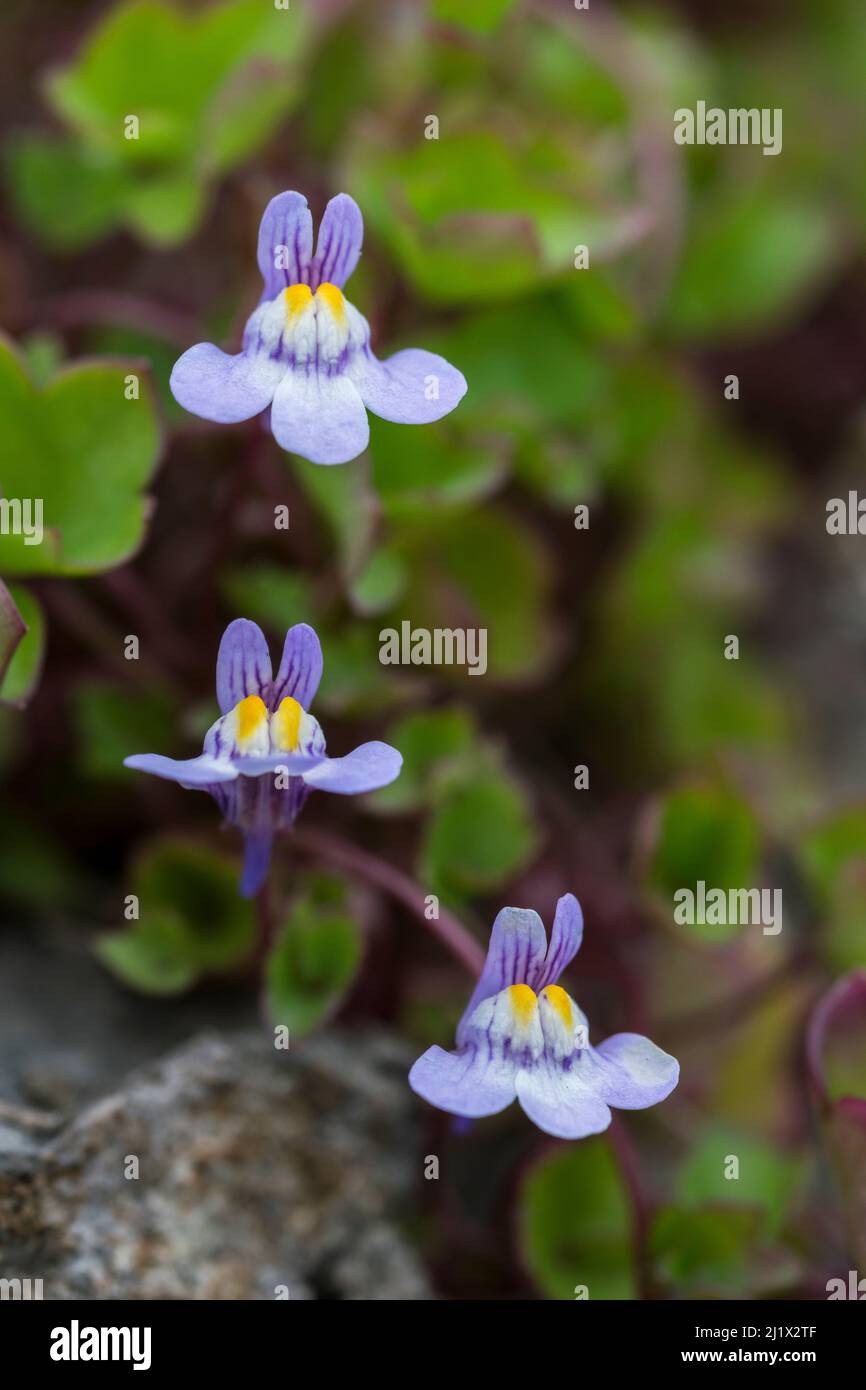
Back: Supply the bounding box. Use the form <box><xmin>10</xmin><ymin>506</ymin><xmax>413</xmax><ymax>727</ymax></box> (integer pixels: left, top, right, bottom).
<box><xmin>1</xmin><ymin>0</ymin><xmax>865</xmax><ymax>1300</ymax></box>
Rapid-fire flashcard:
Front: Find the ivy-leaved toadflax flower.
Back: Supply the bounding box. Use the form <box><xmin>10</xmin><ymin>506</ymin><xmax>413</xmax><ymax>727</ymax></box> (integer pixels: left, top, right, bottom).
<box><xmin>124</xmin><ymin>618</ymin><xmax>402</xmax><ymax>897</ymax></box>
<box><xmin>170</xmin><ymin>191</ymin><xmax>467</xmax><ymax>464</ymax></box>
<box><xmin>409</xmin><ymin>895</ymin><xmax>679</xmax><ymax>1139</ymax></box>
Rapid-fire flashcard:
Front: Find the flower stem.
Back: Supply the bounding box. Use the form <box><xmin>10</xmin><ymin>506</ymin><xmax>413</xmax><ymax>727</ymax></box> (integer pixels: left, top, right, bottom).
<box><xmin>292</xmin><ymin>826</ymin><xmax>485</xmax><ymax>976</ymax></box>
<box><xmin>42</xmin><ymin>290</ymin><xmax>198</xmax><ymax>344</ymax></box>
<box><xmin>253</xmin><ymin>879</ymin><xmax>277</xmax><ymax>973</ymax></box>
<box><xmin>608</xmin><ymin>1116</ymin><xmax>652</xmax><ymax>1299</ymax></box>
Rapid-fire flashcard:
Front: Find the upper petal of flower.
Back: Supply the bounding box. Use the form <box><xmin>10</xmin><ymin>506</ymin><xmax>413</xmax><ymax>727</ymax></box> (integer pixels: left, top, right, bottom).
<box><xmin>308</xmin><ymin>193</ymin><xmax>364</xmax><ymax>291</ymax></box>
<box><xmin>456</xmin><ymin>906</ymin><xmax>548</xmax><ymax>1046</ymax></box>
<box><xmin>216</xmin><ymin>619</ymin><xmax>273</xmax><ymax>714</ymax></box>
<box><xmin>301</xmin><ymin>740</ymin><xmax>403</xmax><ymax>794</ymax></box>
<box><xmin>169</xmin><ymin>342</ymin><xmax>285</xmax><ymax>424</ymax></box>
<box><xmin>590</xmin><ymin>1033</ymin><xmax>680</xmax><ymax>1110</ymax></box>
<box><xmin>529</xmin><ymin>893</ymin><xmax>584</xmax><ymax>991</ymax></box>
<box><xmin>257</xmin><ymin>190</ymin><xmax>314</xmax><ymax>299</ymax></box>
<box><xmin>272</xmin><ymin>622</ymin><xmax>323</xmax><ymax>711</ymax></box>
<box><xmin>123</xmin><ymin>752</ymin><xmax>238</xmax><ymax>786</ymax></box>
<box><xmin>347</xmin><ymin>346</ymin><xmax>467</xmax><ymax>425</ymax></box>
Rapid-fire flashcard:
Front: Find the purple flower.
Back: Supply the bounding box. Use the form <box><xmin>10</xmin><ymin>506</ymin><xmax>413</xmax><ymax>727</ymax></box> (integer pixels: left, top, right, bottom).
<box><xmin>409</xmin><ymin>895</ymin><xmax>679</xmax><ymax>1139</ymax></box>
<box><xmin>170</xmin><ymin>191</ymin><xmax>467</xmax><ymax>464</ymax></box>
<box><xmin>124</xmin><ymin>618</ymin><xmax>402</xmax><ymax>897</ymax></box>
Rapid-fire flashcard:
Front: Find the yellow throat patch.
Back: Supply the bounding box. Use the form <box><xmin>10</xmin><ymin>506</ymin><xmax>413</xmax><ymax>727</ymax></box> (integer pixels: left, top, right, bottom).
<box><xmin>272</xmin><ymin>696</ymin><xmax>303</xmax><ymax>751</ymax></box>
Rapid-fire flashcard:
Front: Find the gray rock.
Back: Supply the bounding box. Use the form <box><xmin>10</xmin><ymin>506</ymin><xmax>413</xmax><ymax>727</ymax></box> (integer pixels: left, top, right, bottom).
<box><xmin>0</xmin><ymin>1030</ymin><xmax>432</xmax><ymax>1300</ymax></box>
<box><xmin>0</xmin><ymin>922</ymin><xmax>256</xmax><ymax>1114</ymax></box>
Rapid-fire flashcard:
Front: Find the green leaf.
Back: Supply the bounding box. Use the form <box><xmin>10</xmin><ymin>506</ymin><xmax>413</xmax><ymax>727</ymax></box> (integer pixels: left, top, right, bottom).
<box><xmin>48</xmin><ymin>0</ymin><xmax>307</xmax><ymax>160</ymax></box>
<box><xmin>798</xmin><ymin>808</ymin><xmax>866</xmax><ymax>970</ymax></box>
<box><xmin>221</xmin><ymin>566</ymin><xmax>314</xmax><ymax>637</ymax></box>
<box><xmin>314</xmin><ymin>622</ymin><xmax>410</xmax><ymax>716</ymax></box>
<box><xmin>800</xmin><ymin>806</ymin><xmax>866</xmax><ymax>894</ymax></box>
<box><xmin>677</xmin><ymin>1125</ymin><xmax>802</xmax><ymax>1236</ymax></box>
<box><xmin>84</xmin><ymin>325</ymin><xmax>185</xmax><ymax>422</ymax></box>
<box><xmin>73</xmin><ymin>681</ymin><xmax>176</xmax><ymax>781</ymax></box>
<box><xmin>349</xmin><ymin>545</ymin><xmax>409</xmax><ymax>616</ymax></box>
<box><xmin>131</xmin><ymin>836</ymin><xmax>254</xmax><ymax>972</ymax></box>
<box><xmin>370</xmin><ymin>706</ymin><xmax>476</xmax><ymax>813</ymax></box>
<box><xmin>266</xmin><ymin>874</ymin><xmax>362</xmax><ymax>1037</ymax></box>
<box><xmin>426</xmin><ymin>297</ymin><xmax>609</xmax><ymax>432</ymax></box>
<box><xmin>0</xmin><ymin>585</ymin><xmax>45</xmax><ymax>706</ymax></box>
<box><xmin>0</xmin><ymin>335</ymin><xmax>160</xmax><ymax>576</ymax></box>
<box><xmin>290</xmin><ymin>454</ymin><xmax>375</xmax><ymax>579</ymax></box>
<box><xmin>369</xmin><ymin>415</ymin><xmax>502</xmax><ymax>520</ymax></box>
<box><xmin>20</xmin><ymin>332</ymin><xmax>65</xmax><ymax>389</ymax></box>
<box><xmin>517</xmin><ymin>18</ymin><xmax>628</xmax><ymax>130</ymax></box>
<box><xmin>421</xmin><ymin>763</ymin><xmax>537</xmax><ymax>899</ymax></box>
<box><xmin>302</xmin><ymin>13</ymin><xmax>374</xmax><ymax>159</ymax></box>
<box><xmin>518</xmin><ymin>1139</ymin><xmax>637</xmax><ymax>1300</ymax></box>
<box><xmin>48</xmin><ymin>1</ymin><xmax>207</xmax><ymax>159</ymax></box>
<box><xmin>352</xmin><ymin>126</ymin><xmax>619</xmax><ymax>304</ymax></box>
<box><xmin>643</xmin><ymin>779</ymin><xmax>761</xmax><ymax>944</ymax></box>
<box><xmin>95</xmin><ymin>835</ymin><xmax>255</xmax><ymax>992</ymax></box>
<box><xmin>205</xmin><ymin>62</ymin><xmax>300</xmax><ymax>176</ymax></box>
<box><xmin>666</xmin><ymin>186</ymin><xmax>837</xmax><ymax>338</ymax></box>
<box><xmin>123</xmin><ymin>167</ymin><xmax>206</xmax><ymax>244</ymax></box>
<box><xmin>0</xmin><ymin>816</ymin><xmax>82</xmax><ymax>910</ymax></box>
<box><xmin>398</xmin><ymin>508</ymin><xmax>552</xmax><ymax>681</ymax></box>
<box><xmin>432</xmin><ymin>0</ymin><xmax>515</xmax><ymax>35</ymax></box>
<box><xmin>650</xmin><ymin>1205</ymin><xmax>798</xmax><ymax>1297</ymax></box>
<box><xmin>96</xmin><ymin>910</ymin><xmax>199</xmax><ymax>997</ymax></box>
<box><xmin>0</xmin><ymin>581</ymin><xmax>28</xmax><ymax>692</ymax></box>
<box><xmin>6</xmin><ymin>135</ymin><xmax>129</xmax><ymax>251</ymax></box>
<box><xmin>29</xmin><ymin>0</ymin><xmax>309</xmax><ymax>246</ymax></box>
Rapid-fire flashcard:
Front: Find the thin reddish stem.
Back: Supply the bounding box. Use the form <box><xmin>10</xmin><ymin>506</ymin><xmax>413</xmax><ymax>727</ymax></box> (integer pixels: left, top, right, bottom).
<box><xmin>292</xmin><ymin>826</ymin><xmax>485</xmax><ymax>976</ymax></box>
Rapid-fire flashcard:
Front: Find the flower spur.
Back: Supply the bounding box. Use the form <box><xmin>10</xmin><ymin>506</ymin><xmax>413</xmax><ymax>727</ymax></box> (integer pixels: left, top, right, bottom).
<box><xmin>409</xmin><ymin>895</ymin><xmax>679</xmax><ymax>1139</ymax></box>
<box><xmin>170</xmin><ymin>190</ymin><xmax>467</xmax><ymax>464</ymax></box>
<box><xmin>124</xmin><ymin>618</ymin><xmax>402</xmax><ymax>897</ymax></box>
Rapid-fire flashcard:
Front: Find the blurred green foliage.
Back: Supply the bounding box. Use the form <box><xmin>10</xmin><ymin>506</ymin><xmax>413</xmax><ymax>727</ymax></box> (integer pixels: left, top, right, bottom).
<box><xmin>8</xmin><ymin>0</ymin><xmax>310</xmax><ymax>246</ymax></box>
<box><xmin>74</xmin><ymin>682</ymin><xmax>177</xmax><ymax>781</ymax></box>
<box><xmin>96</xmin><ymin>835</ymin><xmax>255</xmax><ymax>993</ymax></box>
<box><xmin>266</xmin><ymin>872</ymin><xmax>362</xmax><ymax>1036</ymax></box>
<box><xmin>643</xmin><ymin>777</ymin><xmax>761</xmax><ymax>945</ymax></box>
<box><xmin>677</xmin><ymin>1125</ymin><xmax>803</xmax><ymax>1237</ymax></box>
<box><xmin>1</xmin><ymin>0</ymin><xmax>864</xmax><ymax>1301</ymax></box>
<box><xmin>519</xmin><ymin>1139</ymin><xmax>637</xmax><ymax>1300</ymax></box>
<box><xmin>0</xmin><ymin>337</ymin><xmax>160</xmax><ymax>576</ymax></box>
<box><xmin>0</xmin><ymin>334</ymin><xmax>161</xmax><ymax>704</ymax></box>
<box><xmin>648</xmin><ymin>1123</ymin><xmax>804</xmax><ymax>1297</ymax></box>
<box><xmin>0</xmin><ymin>582</ymin><xmax>36</xmax><ymax>704</ymax></box>
<box><xmin>798</xmin><ymin>808</ymin><xmax>866</xmax><ymax>971</ymax></box>
<box><xmin>649</xmin><ymin>1205</ymin><xmax>798</xmax><ymax>1299</ymax></box>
